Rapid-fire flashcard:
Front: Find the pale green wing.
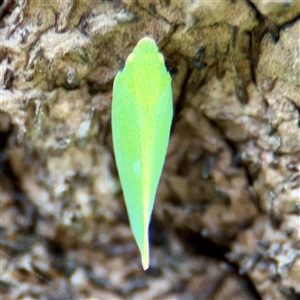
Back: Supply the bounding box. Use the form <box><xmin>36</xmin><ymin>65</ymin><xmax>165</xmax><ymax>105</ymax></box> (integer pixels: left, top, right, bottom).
<box><xmin>111</xmin><ymin>37</ymin><xmax>172</xmax><ymax>270</ymax></box>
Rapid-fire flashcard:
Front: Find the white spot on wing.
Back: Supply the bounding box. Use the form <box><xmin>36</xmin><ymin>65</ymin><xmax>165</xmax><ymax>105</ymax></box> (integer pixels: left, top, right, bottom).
<box><xmin>133</xmin><ymin>159</ymin><xmax>142</xmax><ymax>176</ymax></box>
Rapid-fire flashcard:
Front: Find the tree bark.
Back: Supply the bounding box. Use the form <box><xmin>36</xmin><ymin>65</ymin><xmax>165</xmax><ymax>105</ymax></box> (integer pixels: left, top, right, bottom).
<box><xmin>1</xmin><ymin>0</ymin><xmax>299</xmax><ymax>299</ymax></box>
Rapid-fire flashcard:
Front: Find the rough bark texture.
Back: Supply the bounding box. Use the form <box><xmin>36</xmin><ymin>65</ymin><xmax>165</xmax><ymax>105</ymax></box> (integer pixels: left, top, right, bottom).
<box><xmin>0</xmin><ymin>0</ymin><xmax>299</xmax><ymax>299</ymax></box>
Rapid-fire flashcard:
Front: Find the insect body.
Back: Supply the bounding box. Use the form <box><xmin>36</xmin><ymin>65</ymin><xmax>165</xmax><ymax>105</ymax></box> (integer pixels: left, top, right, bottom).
<box><xmin>112</xmin><ymin>37</ymin><xmax>173</xmax><ymax>270</ymax></box>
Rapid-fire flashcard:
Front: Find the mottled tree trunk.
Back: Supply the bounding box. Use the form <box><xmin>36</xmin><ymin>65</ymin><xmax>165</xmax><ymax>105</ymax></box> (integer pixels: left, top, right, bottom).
<box><xmin>1</xmin><ymin>1</ymin><xmax>299</xmax><ymax>299</ymax></box>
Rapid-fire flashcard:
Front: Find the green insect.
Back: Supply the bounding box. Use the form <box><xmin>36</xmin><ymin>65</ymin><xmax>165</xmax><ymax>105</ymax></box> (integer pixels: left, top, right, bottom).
<box><xmin>111</xmin><ymin>37</ymin><xmax>173</xmax><ymax>270</ymax></box>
